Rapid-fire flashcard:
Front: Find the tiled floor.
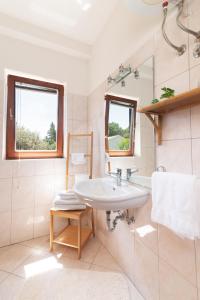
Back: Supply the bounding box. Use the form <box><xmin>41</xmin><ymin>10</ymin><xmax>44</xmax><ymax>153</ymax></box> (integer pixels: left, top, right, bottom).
<box><xmin>0</xmin><ymin>235</ymin><xmax>143</xmax><ymax>300</ymax></box>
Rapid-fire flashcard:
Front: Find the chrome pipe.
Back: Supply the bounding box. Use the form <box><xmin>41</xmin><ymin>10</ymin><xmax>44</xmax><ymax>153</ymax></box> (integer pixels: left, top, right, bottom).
<box><xmin>176</xmin><ymin>0</ymin><xmax>200</xmax><ymax>58</ymax></box>
<box><xmin>176</xmin><ymin>0</ymin><xmax>200</xmax><ymax>39</ymax></box>
<box><xmin>106</xmin><ymin>210</ymin><xmax>135</xmax><ymax>231</ymax></box>
<box><xmin>162</xmin><ymin>7</ymin><xmax>186</xmax><ymax>55</ymax></box>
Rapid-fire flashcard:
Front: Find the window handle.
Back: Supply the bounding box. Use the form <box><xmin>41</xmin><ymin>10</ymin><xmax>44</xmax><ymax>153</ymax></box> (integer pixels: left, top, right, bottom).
<box><xmin>9</xmin><ymin>108</ymin><xmax>14</xmax><ymax>120</ymax></box>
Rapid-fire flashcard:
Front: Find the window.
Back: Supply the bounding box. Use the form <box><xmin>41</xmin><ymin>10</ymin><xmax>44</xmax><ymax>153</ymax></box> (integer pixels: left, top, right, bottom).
<box><xmin>6</xmin><ymin>75</ymin><xmax>64</xmax><ymax>159</ymax></box>
<box><xmin>105</xmin><ymin>94</ymin><xmax>137</xmax><ymax>157</ymax></box>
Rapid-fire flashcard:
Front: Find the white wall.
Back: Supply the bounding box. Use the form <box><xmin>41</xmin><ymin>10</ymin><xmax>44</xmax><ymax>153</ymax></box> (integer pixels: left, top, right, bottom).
<box><xmin>0</xmin><ymin>33</ymin><xmax>89</xmax><ymax>246</ymax></box>
<box><xmin>89</xmin><ymin>1</ymin><xmax>160</xmax><ymax>93</ymax></box>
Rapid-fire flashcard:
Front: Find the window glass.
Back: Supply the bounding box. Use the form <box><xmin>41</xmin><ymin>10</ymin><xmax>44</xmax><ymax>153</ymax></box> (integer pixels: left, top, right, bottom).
<box><xmin>108</xmin><ymin>102</ymin><xmax>132</xmax><ymax>151</ymax></box>
<box><xmin>6</xmin><ymin>75</ymin><xmax>64</xmax><ymax>159</ymax></box>
<box><xmin>105</xmin><ymin>95</ymin><xmax>136</xmax><ymax>157</ymax></box>
<box><xmin>15</xmin><ymin>83</ymin><xmax>58</xmax><ymax>151</ymax></box>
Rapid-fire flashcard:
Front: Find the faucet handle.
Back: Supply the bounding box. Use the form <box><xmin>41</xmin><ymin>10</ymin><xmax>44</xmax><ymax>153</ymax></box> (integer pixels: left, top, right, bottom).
<box><xmin>116</xmin><ymin>168</ymin><xmax>122</xmax><ymax>176</ymax></box>
<box><xmin>126</xmin><ymin>168</ymin><xmax>138</xmax><ymax>180</ymax></box>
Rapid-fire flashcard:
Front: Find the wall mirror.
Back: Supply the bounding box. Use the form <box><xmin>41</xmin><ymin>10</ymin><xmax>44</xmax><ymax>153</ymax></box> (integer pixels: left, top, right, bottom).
<box><xmin>105</xmin><ymin>56</ymin><xmax>155</xmax><ymax>177</ymax></box>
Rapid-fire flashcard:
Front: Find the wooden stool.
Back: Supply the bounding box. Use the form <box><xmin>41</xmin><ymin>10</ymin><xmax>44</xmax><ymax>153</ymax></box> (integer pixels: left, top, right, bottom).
<box><xmin>50</xmin><ymin>207</ymin><xmax>95</xmax><ymax>259</ymax></box>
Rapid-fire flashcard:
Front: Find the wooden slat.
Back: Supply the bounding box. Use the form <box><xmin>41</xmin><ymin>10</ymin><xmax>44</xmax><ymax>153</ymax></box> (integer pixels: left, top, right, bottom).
<box><xmin>50</xmin><ymin>206</ymin><xmax>92</xmax><ymax>220</ymax></box>
<box><xmin>53</xmin><ymin>225</ymin><xmax>92</xmax><ymax>249</ymax></box>
<box><xmin>138</xmin><ymin>88</ymin><xmax>200</xmax><ymax>115</ymax></box>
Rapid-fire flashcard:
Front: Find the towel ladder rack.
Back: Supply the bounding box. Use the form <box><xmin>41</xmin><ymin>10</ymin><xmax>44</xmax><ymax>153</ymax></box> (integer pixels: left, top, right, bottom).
<box><xmin>66</xmin><ymin>132</ymin><xmax>93</xmax><ymax>190</ymax></box>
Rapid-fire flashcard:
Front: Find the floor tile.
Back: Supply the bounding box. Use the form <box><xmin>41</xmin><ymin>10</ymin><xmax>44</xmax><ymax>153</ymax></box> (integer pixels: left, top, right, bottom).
<box><xmin>0</xmin><ymin>244</ymin><xmax>34</xmax><ymax>273</ymax></box>
<box><xmin>88</xmin><ymin>265</ymin><xmax>130</xmax><ymax>300</ymax></box>
<box><xmin>0</xmin><ymin>270</ymin><xmax>9</xmax><ymax>283</ymax></box>
<box><xmin>92</xmin><ymin>245</ymin><xmax>121</xmax><ymax>271</ymax></box>
<box><xmin>0</xmin><ymin>237</ymin><xmax>142</xmax><ymax>300</ymax></box>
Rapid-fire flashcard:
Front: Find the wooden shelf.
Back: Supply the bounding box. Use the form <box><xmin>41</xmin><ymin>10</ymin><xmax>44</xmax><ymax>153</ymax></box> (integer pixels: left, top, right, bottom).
<box><xmin>137</xmin><ymin>88</ymin><xmax>200</xmax><ymax>145</ymax></box>
<box><xmin>53</xmin><ymin>225</ymin><xmax>93</xmax><ymax>249</ymax></box>
<box><xmin>50</xmin><ymin>207</ymin><xmax>95</xmax><ymax>259</ymax></box>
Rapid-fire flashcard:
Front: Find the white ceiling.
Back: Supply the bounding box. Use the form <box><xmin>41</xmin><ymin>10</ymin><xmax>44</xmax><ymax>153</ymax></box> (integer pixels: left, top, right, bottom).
<box><xmin>0</xmin><ymin>0</ymin><xmax>119</xmax><ymax>44</ymax></box>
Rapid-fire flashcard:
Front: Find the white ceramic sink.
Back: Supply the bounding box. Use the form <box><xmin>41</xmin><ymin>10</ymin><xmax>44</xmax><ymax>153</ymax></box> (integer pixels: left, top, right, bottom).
<box><xmin>74</xmin><ymin>177</ymin><xmax>149</xmax><ymax>211</ymax></box>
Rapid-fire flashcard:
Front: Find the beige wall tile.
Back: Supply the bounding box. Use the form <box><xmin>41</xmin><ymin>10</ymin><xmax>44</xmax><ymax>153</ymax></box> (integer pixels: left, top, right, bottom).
<box><xmin>156</xmin><ymin>139</ymin><xmax>192</xmax><ymax>173</ymax></box>
<box><xmin>134</xmin><ymin>198</ymin><xmax>158</xmax><ymax>254</ymax></box>
<box><xmin>161</xmin><ymin>107</ymin><xmax>191</xmax><ymax>141</ymax></box>
<box><xmin>33</xmin><ymin>205</ymin><xmax>50</xmax><ymax>238</ymax></box>
<box><xmin>35</xmin><ymin>175</ymin><xmax>55</xmax><ymax>207</ymax></box>
<box><xmin>0</xmin><ymin>178</ymin><xmax>12</xmax><ymax>213</ymax></box>
<box><xmin>190</xmin><ymin>64</ymin><xmax>200</xmax><ymax>90</ymax></box>
<box><xmin>158</xmin><ymin>226</ymin><xmax>196</xmax><ymax>286</ymax></box>
<box><xmin>12</xmin><ymin>177</ymin><xmax>35</xmax><ymax>211</ymax></box>
<box><xmin>155</xmin><ymin>71</ymin><xmax>190</xmax><ymax>99</ymax></box>
<box><xmin>133</xmin><ymin>239</ymin><xmax>159</xmax><ymax>300</ymax></box>
<box><xmin>191</xmin><ymin>104</ymin><xmax>200</xmax><ymax>138</ymax></box>
<box><xmin>0</xmin><ymin>161</ymin><xmax>13</xmax><ymax>179</ymax></box>
<box><xmin>11</xmin><ymin>208</ymin><xmax>34</xmax><ymax>244</ymax></box>
<box><xmin>0</xmin><ymin>211</ymin><xmax>11</xmax><ymax>247</ymax></box>
<box><xmin>192</xmin><ymin>139</ymin><xmax>200</xmax><ymax>176</ymax></box>
<box><xmin>195</xmin><ymin>240</ymin><xmax>200</xmax><ymax>288</ymax></box>
<box><xmin>12</xmin><ymin>160</ymin><xmax>36</xmax><ymax>178</ymax></box>
<box><xmin>159</xmin><ymin>258</ymin><xmax>198</xmax><ymax>300</ymax></box>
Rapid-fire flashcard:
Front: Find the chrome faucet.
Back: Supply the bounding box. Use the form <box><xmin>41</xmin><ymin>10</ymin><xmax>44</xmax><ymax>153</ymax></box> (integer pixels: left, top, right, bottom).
<box><xmin>126</xmin><ymin>168</ymin><xmax>139</xmax><ymax>181</ymax></box>
<box><xmin>109</xmin><ymin>168</ymin><xmax>122</xmax><ymax>186</ymax></box>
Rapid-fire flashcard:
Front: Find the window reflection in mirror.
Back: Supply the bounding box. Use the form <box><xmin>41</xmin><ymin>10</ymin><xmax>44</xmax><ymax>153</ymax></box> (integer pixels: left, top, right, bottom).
<box><xmin>105</xmin><ymin>95</ymin><xmax>137</xmax><ymax>157</ymax></box>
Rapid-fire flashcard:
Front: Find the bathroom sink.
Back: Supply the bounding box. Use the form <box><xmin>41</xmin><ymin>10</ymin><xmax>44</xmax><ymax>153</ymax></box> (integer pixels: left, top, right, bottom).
<box><xmin>74</xmin><ymin>177</ymin><xmax>149</xmax><ymax>211</ymax></box>
<box><xmin>129</xmin><ymin>175</ymin><xmax>152</xmax><ymax>189</ymax></box>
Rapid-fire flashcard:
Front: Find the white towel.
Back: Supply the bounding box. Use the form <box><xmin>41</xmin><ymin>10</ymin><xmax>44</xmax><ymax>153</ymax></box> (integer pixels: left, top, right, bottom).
<box><xmin>54</xmin><ymin>204</ymin><xmax>86</xmax><ymax>211</ymax></box>
<box><xmin>54</xmin><ymin>196</ymin><xmax>82</xmax><ymax>205</ymax></box>
<box><xmin>151</xmin><ymin>172</ymin><xmax>200</xmax><ymax>239</ymax></box>
<box><xmin>71</xmin><ymin>153</ymin><xmax>86</xmax><ymax>165</ymax></box>
<box><xmin>58</xmin><ymin>190</ymin><xmax>76</xmax><ymax>198</ymax></box>
<box><xmin>58</xmin><ymin>191</ymin><xmax>77</xmax><ymax>200</ymax></box>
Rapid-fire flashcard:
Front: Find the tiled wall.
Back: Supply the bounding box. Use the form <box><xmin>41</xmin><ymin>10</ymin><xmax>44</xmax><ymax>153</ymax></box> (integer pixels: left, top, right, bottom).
<box><xmin>88</xmin><ymin>0</ymin><xmax>200</xmax><ymax>299</ymax></box>
<box><xmin>0</xmin><ymin>93</ymin><xmax>88</xmax><ymax>247</ymax></box>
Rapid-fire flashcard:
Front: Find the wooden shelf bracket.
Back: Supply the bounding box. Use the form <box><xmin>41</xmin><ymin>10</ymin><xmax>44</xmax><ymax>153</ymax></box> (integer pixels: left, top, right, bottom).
<box><xmin>138</xmin><ymin>88</ymin><xmax>200</xmax><ymax>145</ymax></box>
<box><xmin>145</xmin><ymin>113</ymin><xmax>162</xmax><ymax>145</ymax></box>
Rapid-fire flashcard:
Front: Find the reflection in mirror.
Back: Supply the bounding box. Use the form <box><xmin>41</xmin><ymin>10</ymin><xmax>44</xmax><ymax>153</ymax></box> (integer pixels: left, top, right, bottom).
<box><xmin>105</xmin><ymin>57</ymin><xmax>155</xmax><ymax>177</ymax></box>
<box><xmin>105</xmin><ymin>95</ymin><xmax>137</xmax><ymax>157</ymax></box>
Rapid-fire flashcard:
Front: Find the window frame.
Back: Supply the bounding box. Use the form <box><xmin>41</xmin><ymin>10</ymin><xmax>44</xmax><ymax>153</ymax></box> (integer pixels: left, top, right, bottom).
<box><xmin>6</xmin><ymin>75</ymin><xmax>64</xmax><ymax>160</ymax></box>
<box><xmin>105</xmin><ymin>94</ymin><xmax>137</xmax><ymax>157</ymax></box>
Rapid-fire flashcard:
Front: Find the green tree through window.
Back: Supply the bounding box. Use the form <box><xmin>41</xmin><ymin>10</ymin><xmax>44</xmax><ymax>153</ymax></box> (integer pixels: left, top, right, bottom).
<box><xmin>16</xmin><ymin>122</ymin><xmax>57</xmax><ymax>151</ymax></box>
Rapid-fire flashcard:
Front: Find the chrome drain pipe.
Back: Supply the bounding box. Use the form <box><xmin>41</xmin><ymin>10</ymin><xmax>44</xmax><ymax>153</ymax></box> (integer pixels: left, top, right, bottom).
<box><xmin>106</xmin><ymin>210</ymin><xmax>135</xmax><ymax>231</ymax></box>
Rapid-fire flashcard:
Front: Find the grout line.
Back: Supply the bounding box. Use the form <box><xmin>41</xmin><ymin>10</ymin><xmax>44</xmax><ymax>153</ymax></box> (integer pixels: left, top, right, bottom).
<box><xmin>0</xmin><ymin>269</ymin><xmax>21</xmax><ymax>286</ymax></box>
<box><xmin>9</xmin><ymin>175</ymin><xmax>14</xmax><ymax>245</ymax></box>
<box><xmin>155</xmin><ymin>69</ymin><xmax>189</xmax><ymax>89</ymax></box>
<box><xmin>157</xmin><ymin>226</ymin><xmax>161</xmax><ymax>300</ymax></box>
<box><xmin>162</xmin><ymin>137</ymin><xmax>193</xmax><ymax>142</ymax></box>
<box><xmin>194</xmin><ymin>241</ymin><xmax>199</xmax><ymax>299</ymax></box>
<box><xmin>158</xmin><ymin>253</ymin><xmax>197</xmax><ymax>289</ymax></box>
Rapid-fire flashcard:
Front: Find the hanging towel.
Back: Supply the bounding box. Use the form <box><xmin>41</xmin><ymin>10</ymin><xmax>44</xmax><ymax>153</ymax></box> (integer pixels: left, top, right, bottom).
<box><xmin>151</xmin><ymin>172</ymin><xmax>200</xmax><ymax>239</ymax></box>
<box><xmin>71</xmin><ymin>153</ymin><xmax>86</xmax><ymax>165</ymax></box>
